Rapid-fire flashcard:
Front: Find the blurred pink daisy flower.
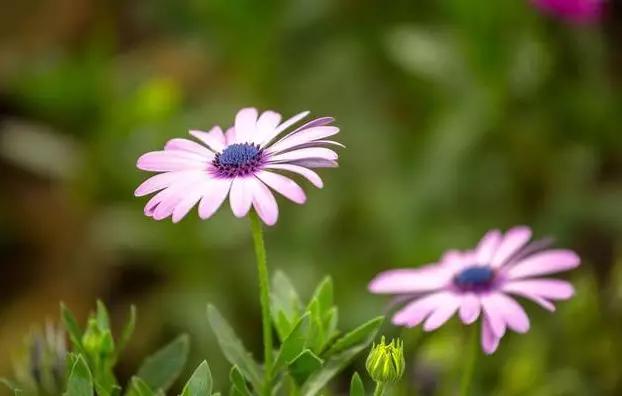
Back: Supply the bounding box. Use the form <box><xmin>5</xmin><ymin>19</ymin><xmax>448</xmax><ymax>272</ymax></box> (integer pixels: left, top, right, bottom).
<box><xmin>369</xmin><ymin>226</ymin><xmax>580</xmax><ymax>354</ymax></box>
<box><xmin>532</xmin><ymin>0</ymin><xmax>606</xmax><ymax>24</ymax></box>
<box><xmin>135</xmin><ymin>108</ymin><xmax>341</xmax><ymax>225</ymax></box>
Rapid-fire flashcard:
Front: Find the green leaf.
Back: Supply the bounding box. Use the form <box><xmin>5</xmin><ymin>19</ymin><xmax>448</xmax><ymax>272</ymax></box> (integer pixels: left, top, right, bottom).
<box><xmin>96</xmin><ymin>300</ymin><xmax>111</xmax><ymax>330</ymax></box>
<box><xmin>65</xmin><ymin>354</ymin><xmax>94</xmax><ymax>396</ymax></box>
<box><xmin>288</xmin><ymin>349</ymin><xmax>323</xmax><ymax>385</ymax></box>
<box><xmin>206</xmin><ymin>305</ymin><xmax>262</xmax><ymax>392</ymax></box>
<box><xmin>306</xmin><ymin>299</ymin><xmax>325</xmax><ymax>353</ymax></box>
<box><xmin>309</xmin><ymin>277</ymin><xmax>333</xmax><ymax>316</ymax></box>
<box><xmin>271</xmin><ymin>271</ymin><xmax>303</xmax><ymax>341</ymax></box>
<box><xmin>326</xmin><ymin>317</ymin><xmax>384</xmax><ymax>356</ymax></box>
<box><xmin>181</xmin><ymin>361</ymin><xmax>213</xmax><ymax>396</ymax></box>
<box><xmin>61</xmin><ymin>303</ymin><xmax>84</xmax><ymax>352</ymax></box>
<box><xmin>1</xmin><ymin>378</ymin><xmax>23</xmax><ymax>396</ymax></box>
<box><xmin>300</xmin><ymin>317</ymin><xmax>384</xmax><ymax>396</ymax></box>
<box><xmin>349</xmin><ymin>373</ymin><xmax>365</xmax><ymax>396</ymax></box>
<box><xmin>229</xmin><ymin>366</ymin><xmax>251</xmax><ymax>396</ymax></box>
<box><xmin>126</xmin><ymin>377</ymin><xmax>155</xmax><ymax>396</ymax></box>
<box><xmin>273</xmin><ymin>313</ymin><xmax>311</xmax><ymax>374</ymax></box>
<box><xmin>136</xmin><ymin>334</ymin><xmax>189</xmax><ymax>392</ymax></box>
<box><xmin>115</xmin><ymin>305</ymin><xmax>137</xmax><ymax>361</ymax></box>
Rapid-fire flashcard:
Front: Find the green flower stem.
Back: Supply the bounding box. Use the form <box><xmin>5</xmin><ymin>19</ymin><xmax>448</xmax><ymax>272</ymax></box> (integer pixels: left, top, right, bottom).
<box><xmin>249</xmin><ymin>211</ymin><xmax>273</xmax><ymax>395</ymax></box>
<box><xmin>373</xmin><ymin>383</ymin><xmax>386</xmax><ymax>396</ymax></box>
<box><xmin>458</xmin><ymin>323</ymin><xmax>479</xmax><ymax>396</ymax></box>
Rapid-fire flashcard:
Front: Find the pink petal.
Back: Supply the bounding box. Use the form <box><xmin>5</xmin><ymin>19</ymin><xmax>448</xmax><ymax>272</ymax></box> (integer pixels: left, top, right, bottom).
<box><xmin>172</xmin><ymin>181</ymin><xmax>211</xmax><ymax>223</ymax></box>
<box><xmin>268</xmin><ymin>126</ymin><xmax>340</xmax><ymax>154</ymax></box>
<box><xmin>229</xmin><ymin>177</ymin><xmax>253</xmax><ymax>217</ymax></box>
<box><xmin>190</xmin><ymin>127</ymin><xmax>226</xmax><ymax>152</ymax></box>
<box><xmin>480</xmin><ymin>294</ymin><xmax>507</xmax><ymax>338</ymax></box>
<box><xmin>489</xmin><ymin>293</ymin><xmax>530</xmax><ymax>333</ymax></box>
<box><xmin>368</xmin><ymin>266</ymin><xmax>451</xmax><ymax>294</ymax></box>
<box><xmin>135</xmin><ymin>171</ymin><xmax>201</xmax><ymax>197</ymax></box>
<box><xmin>165</xmin><ymin>138</ymin><xmax>214</xmax><ymax>157</ymax></box>
<box><xmin>476</xmin><ymin>229</ymin><xmax>502</xmax><ymax>264</ymax></box>
<box><xmin>264</xmin><ymin>163</ymin><xmax>324</xmax><ymax>188</ymax></box>
<box><xmin>290</xmin><ymin>158</ymin><xmax>338</xmax><ymax>168</ymax></box>
<box><xmin>249</xmin><ymin>178</ymin><xmax>279</xmax><ymax>226</ymax></box>
<box><xmin>256</xmin><ymin>111</ymin><xmax>282</xmax><ymax>143</ymax></box>
<box><xmin>269</xmin><ymin>147</ymin><xmax>338</xmax><ymax>163</ymax></box>
<box><xmin>198</xmin><ymin>178</ymin><xmax>232</xmax><ymax>219</ymax></box>
<box><xmin>503</xmin><ymin>290</ymin><xmax>556</xmax><ymax>312</ymax></box>
<box><xmin>261</xmin><ymin>111</ymin><xmax>309</xmax><ymax>146</ymax></box>
<box><xmin>152</xmin><ymin>187</ymin><xmax>189</xmax><ymax>220</ymax></box>
<box><xmin>491</xmin><ymin>226</ymin><xmax>532</xmax><ymax>268</ymax></box>
<box><xmin>423</xmin><ymin>295</ymin><xmax>460</xmax><ymax>331</ymax></box>
<box><xmin>459</xmin><ymin>293</ymin><xmax>481</xmax><ymax>324</ymax></box>
<box><xmin>234</xmin><ymin>107</ymin><xmax>258</xmax><ymax>143</ymax></box>
<box><xmin>481</xmin><ymin>317</ymin><xmax>500</xmax><ymax>355</ymax></box>
<box><xmin>225</xmin><ymin>127</ymin><xmax>236</xmax><ymax>145</ymax></box>
<box><xmin>255</xmin><ymin>171</ymin><xmax>306</xmax><ymax>204</ymax></box>
<box><xmin>137</xmin><ymin>151</ymin><xmax>208</xmax><ymax>172</ymax></box>
<box><xmin>506</xmin><ymin>250</ymin><xmax>580</xmax><ymax>279</ymax></box>
<box><xmin>291</xmin><ymin>117</ymin><xmax>335</xmax><ymax>134</ymax></box>
<box><xmin>502</xmin><ymin>279</ymin><xmax>574</xmax><ymax>300</ymax></box>
<box><xmin>392</xmin><ymin>291</ymin><xmax>454</xmax><ymax>327</ymax></box>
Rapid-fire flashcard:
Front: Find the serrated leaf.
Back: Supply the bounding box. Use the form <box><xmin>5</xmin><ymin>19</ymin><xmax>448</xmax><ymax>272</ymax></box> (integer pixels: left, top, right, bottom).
<box><xmin>273</xmin><ymin>313</ymin><xmax>311</xmax><ymax>375</ymax></box>
<box><xmin>288</xmin><ymin>350</ymin><xmax>323</xmax><ymax>385</ymax></box>
<box><xmin>206</xmin><ymin>305</ymin><xmax>262</xmax><ymax>392</ymax></box>
<box><xmin>326</xmin><ymin>316</ymin><xmax>384</xmax><ymax>356</ymax></box>
<box><xmin>181</xmin><ymin>361</ymin><xmax>212</xmax><ymax>396</ymax></box>
<box><xmin>271</xmin><ymin>271</ymin><xmax>303</xmax><ymax>341</ymax></box>
<box><xmin>61</xmin><ymin>303</ymin><xmax>84</xmax><ymax>352</ymax></box>
<box><xmin>126</xmin><ymin>377</ymin><xmax>155</xmax><ymax>396</ymax></box>
<box><xmin>229</xmin><ymin>366</ymin><xmax>251</xmax><ymax>396</ymax></box>
<box><xmin>136</xmin><ymin>334</ymin><xmax>189</xmax><ymax>392</ymax></box>
<box><xmin>299</xmin><ymin>317</ymin><xmax>383</xmax><ymax>396</ymax></box>
<box><xmin>96</xmin><ymin>300</ymin><xmax>110</xmax><ymax>330</ymax></box>
<box><xmin>115</xmin><ymin>305</ymin><xmax>137</xmax><ymax>361</ymax></box>
<box><xmin>349</xmin><ymin>372</ymin><xmax>365</xmax><ymax>396</ymax></box>
<box><xmin>65</xmin><ymin>354</ymin><xmax>93</xmax><ymax>396</ymax></box>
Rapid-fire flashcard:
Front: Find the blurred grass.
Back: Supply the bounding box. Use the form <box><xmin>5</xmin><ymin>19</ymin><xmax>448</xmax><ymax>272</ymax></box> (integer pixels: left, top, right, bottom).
<box><xmin>1</xmin><ymin>0</ymin><xmax>621</xmax><ymax>395</ymax></box>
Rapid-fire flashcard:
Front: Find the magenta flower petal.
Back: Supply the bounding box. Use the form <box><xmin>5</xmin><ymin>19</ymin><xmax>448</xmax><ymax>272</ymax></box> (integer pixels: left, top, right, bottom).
<box><xmin>506</xmin><ymin>250</ymin><xmax>580</xmax><ymax>279</ymax></box>
<box><xmin>135</xmin><ymin>108</ymin><xmax>341</xmax><ymax>225</ymax></box>
<box><xmin>370</xmin><ymin>226</ymin><xmax>580</xmax><ymax>353</ymax></box>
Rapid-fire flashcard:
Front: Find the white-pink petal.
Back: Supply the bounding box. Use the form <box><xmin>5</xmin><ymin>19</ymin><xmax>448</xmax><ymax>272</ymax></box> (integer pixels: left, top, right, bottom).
<box><xmin>491</xmin><ymin>226</ymin><xmax>532</xmax><ymax>268</ymax></box>
<box><xmin>392</xmin><ymin>291</ymin><xmax>454</xmax><ymax>327</ymax></box>
<box><xmin>481</xmin><ymin>317</ymin><xmax>500</xmax><ymax>355</ymax></box>
<box><xmin>265</xmin><ymin>163</ymin><xmax>324</xmax><ymax>188</ymax></box>
<box><xmin>135</xmin><ymin>171</ymin><xmax>200</xmax><ymax>197</ymax></box>
<box><xmin>198</xmin><ymin>178</ymin><xmax>232</xmax><ymax>220</ymax></box>
<box><xmin>172</xmin><ymin>181</ymin><xmax>210</xmax><ymax>223</ymax></box>
<box><xmin>137</xmin><ymin>151</ymin><xmax>208</xmax><ymax>172</ymax></box>
<box><xmin>255</xmin><ymin>171</ymin><xmax>306</xmax><ymax>204</ymax></box>
<box><xmin>481</xmin><ymin>294</ymin><xmax>507</xmax><ymax>338</ymax></box>
<box><xmin>165</xmin><ymin>138</ymin><xmax>214</xmax><ymax>157</ymax></box>
<box><xmin>189</xmin><ymin>126</ymin><xmax>226</xmax><ymax>152</ymax></box>
<box><xmin>225</xmin><ymin>127</ymin><xmax>237</xmax><ymax>145</ymax></box>
<box><xmin>249</xmin><ymin>177</ymin><xmax>279</xmax><ymax>226</ymax></box>
<box><xmin>269</xmin><ymin>147</ymin><xmax>338</xmax><ymax>163</ymax></box>
<box><xmin>234</xmin><ymin>107</ymin><xmax>259</xmax><ymax>143</ymax></box>
<box><xmin>368</xmin><ymin>266</ymin><xmax>451</xmax><ymax>294</ymax></box>
<box><xmin>502</xmin><ymin>279</ymin><xmax>574</xmax><ymax>300</ymax></box>
<box><xmin>476</xmin><ymin>229</ymin><xmax>502</xmax><ymax>264</ymax></box>
<box><xmin>261</xmin><ymin>111</ymin><xmax>309</xmax><ymax>146</ymax></box>
<box><xmin>255</xmin><ymin>111</ymin><xmax>282</xmax><ymax>143</ymax></box>
<box><xmin>423</xmin><ymin>295</ymin><xmax>460</xmax><ymax>331</ymax></box>
<box><xmin>459</xmin><ymin>293</ymin><xmax>481</xmax><ymax>324</ymax></box>
<box><xmin>229</xmin><ymin>177</ymin><xmax>254</xmax><ymax>217</ymax></box>
<box><xmin>268</xmin><ymin>126</ymin><xmax>340</xmax><ymax>154</ymax></box>
<box><xmin>506</xmin><ymin>250</ymin><xmax>580</xmax><ymax>279</ymax></box>
<box><xmin>490</xmin><ymin>293</ymin><xmax>530</xmax><ymax>333</ymax></box>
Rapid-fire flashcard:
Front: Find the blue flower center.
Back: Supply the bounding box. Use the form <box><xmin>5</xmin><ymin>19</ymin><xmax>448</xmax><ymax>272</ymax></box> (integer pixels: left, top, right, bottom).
<box><xmin>454</xmin><ymin>265</ymin><xmax>495</xmax><ymax>291</ymax></box>
<box><xmin>212</xmin><ymin>143</ymin><xmax>264</xmax><ymax>177</ymax></box>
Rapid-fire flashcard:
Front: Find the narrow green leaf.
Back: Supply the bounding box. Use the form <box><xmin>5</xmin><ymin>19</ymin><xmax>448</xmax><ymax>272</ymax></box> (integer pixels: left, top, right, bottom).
<box><xmin>349</xmin><ymin>372</ymin><xmax>365</xmax><ymax>396</ymax></box>
<box><xmin>1</xmin><ymin>378</ymin><xmax>23</xmax><ymax>396</ymax></box>
<box><xmin>326</xmin><ymin>316</ymin><xmax>384</xmax><ymax>356</ymax></box>
<box><xmin>274</xmin><ymin>310</ymin><xmax>294</xmax><ymax>343</ymax></box>
<box><xmin>65</xmin><ymin>354</ymin><xmax>93</xmax><ymax>396</ymax></box>
<box><xmin>181</xmin><ymin>361</ymin><xmax>213</xmax><ymax>396</ymax></box>
<box><xmin>206</xmin><ymin>305</ymin><xmax>262</xmax><ymax>391</ymax></box>
<box><xmin>115</xmin><ymin>305</ymin><xmax>137</xmax><ymax>360</ymax></box>
<box><xmin>273</xmin><ymin>313</ymin><xmax>311</xmax><ymax>374</ymax></box>
<box><xmin>229</xmin><ymin>366</ymin><xmax>251</xmax><ymax>396</ymax></box>
<box><xmin>96</xmin><ymin>300</ymin><xmax>111</xmax><ymax>330</ymax></box>
<box><xmin>288</xmin><ymin>349</ymin><xmax>323</xmax><ymax>385</ymax></box>
<box><xmin>309</xmin><ymin>277</ymin><xmax>333</xmax><ymax>316</ymax></box>
<box><xmin>306</xmin><ymin>299</ymin><xmax>325</xmax><ymax>353</ymax></box>
<box><xmin>271</xmin><ymin>271</ymin><xmax>303</xmax><ymax>341</ymax></box>
<box><xmin>126</xmin><ymin>377</ymin><xmax>155</xmax><ymax>396</ymax></box>
<box><xmin>136</xmin><ymin>334</ymin><xmax>189</xmax><ymax>392</ymax></box>
<box><xmin>61</xmin><ymin>303</ymin><xmax>84</xmax><ymax>351</ymax></box>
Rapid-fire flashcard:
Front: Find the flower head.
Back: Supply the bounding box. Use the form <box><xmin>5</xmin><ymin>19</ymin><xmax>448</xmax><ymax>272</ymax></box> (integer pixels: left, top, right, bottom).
<box><xmin>366</xmin><ymin>337</ymin><xmax>405</xmax><ymax>384</ymax></box>
<box><xmin>369</xmin><ymin>226</ymin><xmax>580</xmax><ymax>354</ymax></box>
<box><xmin>135</xmin><ymin>108</ymin><xmax>341</xmax><ymax>225</ymax></box>
<box><xmin>532</xmin><ymin>0</ymin><xmax>605</xmax><ymax>24</ymax></box>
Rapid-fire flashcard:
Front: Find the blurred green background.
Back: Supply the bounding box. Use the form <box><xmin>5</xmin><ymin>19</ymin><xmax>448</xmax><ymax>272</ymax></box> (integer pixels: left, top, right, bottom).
<box><xmin>1</xmin><ymin>0</ymin><xmax>621</xmax><ymax>395</ymax></box>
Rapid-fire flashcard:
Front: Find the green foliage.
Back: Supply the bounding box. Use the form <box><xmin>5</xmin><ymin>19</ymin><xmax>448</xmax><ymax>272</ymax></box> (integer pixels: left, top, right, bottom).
<box><xmin>181</xmin><ymin>361</ymin><xmax>213</xmax><ymax>396</ymax></box>
<box><xmin>135</xmin><ymin>335</ymin><xmax>190</xmax><ymax>393</ymax></box>
<box><xmin>65</xmin><ymin>355</ymin><xmax>93</xmax><ymax>396</ymax></box>
<box><xmin>349</xmin><ymin>373</ymin><xmax>365</xmax><ymax>396</ymax></box>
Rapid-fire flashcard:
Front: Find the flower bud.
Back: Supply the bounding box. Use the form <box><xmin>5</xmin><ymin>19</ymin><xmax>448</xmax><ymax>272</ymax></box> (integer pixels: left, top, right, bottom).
<box><xmin>82</xmin><ymin>318</ymin><xmax>114</xmax><ymax>362</ymax></box>
<box><xmin>365</xmin><ymin>336</ymin><xmax>405</xmax><ymax>384</ymax></box>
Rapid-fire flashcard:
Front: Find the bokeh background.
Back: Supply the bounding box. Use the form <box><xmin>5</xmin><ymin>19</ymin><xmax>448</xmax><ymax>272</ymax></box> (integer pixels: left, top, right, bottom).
<box><xmin>1</xmin><ymin>0</ymin><xmax>621</xmax><ymax>395</ymax></box>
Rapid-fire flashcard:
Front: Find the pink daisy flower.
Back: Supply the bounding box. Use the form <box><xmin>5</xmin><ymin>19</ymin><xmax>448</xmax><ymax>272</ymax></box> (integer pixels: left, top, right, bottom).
<box><xmin>135</xmin><ymin>108</ymin><xmax>341</xmax><ymax>225</ymax></box>
<box><xmin>369</xmin><ymin>226</ymin><xmax>580</xmax><ymax>354</ymax></box>
<box><xmin>532</xmin><ymin>0</ymin><xmax>606</xmax><ymax>24</ymax></box>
